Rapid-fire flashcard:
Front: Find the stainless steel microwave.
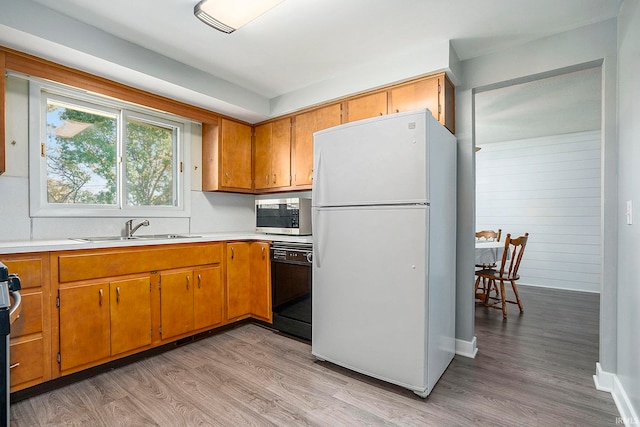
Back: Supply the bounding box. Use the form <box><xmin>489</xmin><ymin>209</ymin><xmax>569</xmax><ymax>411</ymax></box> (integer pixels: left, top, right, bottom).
<box><xmin>256</xmin><ymin>198</ymin><xmax>312</xmax><ymax>235</ymax></box>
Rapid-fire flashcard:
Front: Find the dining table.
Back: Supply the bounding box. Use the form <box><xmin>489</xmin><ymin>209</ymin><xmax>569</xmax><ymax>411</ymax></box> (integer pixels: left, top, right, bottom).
<box><xmin>474</xmin><ymin>240</ymin><xmax>509</xmax><ymax>303</ymax></box>
<box><xmin>475</xmin><ymin>240</ymin><xmax>507</xmax><ymax>266</ymax></box>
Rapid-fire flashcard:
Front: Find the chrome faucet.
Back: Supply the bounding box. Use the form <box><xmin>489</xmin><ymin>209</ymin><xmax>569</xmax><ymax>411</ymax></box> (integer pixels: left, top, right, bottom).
<box><xmin>125</xmin><ymin>219</ymin><xmax>149</xmax><ymax>237</ymax></box>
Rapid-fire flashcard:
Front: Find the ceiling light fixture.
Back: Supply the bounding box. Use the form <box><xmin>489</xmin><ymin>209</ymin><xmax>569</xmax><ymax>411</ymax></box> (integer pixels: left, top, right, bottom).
<box><xmin>194</xmin><ymin>0</ymin><xmax>285</xmax><ymax>34</ymax></box>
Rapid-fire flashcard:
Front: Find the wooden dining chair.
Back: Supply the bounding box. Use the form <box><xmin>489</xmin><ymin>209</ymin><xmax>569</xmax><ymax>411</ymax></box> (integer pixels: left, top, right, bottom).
<box><xmin>475</xmin><ymin>229</ymin><xmax>501</xmax><ymax>243</ymax></box>
<box><xmin>474</xmin><ymin>232</ymin><xmax>529</xmax><ymax>319</ymax></box>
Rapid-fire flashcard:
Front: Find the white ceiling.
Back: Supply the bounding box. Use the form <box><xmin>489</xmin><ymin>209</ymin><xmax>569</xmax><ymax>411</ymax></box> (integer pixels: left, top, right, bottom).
<box><xmin>27</xmin><ymin>0</ymin><xmax>621</xmax><ymax>101</ymax></box>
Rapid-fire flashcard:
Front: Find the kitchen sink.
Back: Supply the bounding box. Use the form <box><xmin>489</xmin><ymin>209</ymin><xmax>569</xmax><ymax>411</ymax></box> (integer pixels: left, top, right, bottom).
<box><xmin>72</xmin><ymin>234</ymin><xmax>199</xmax><ymax>243</ymax></box>
<box><xmin>136</xmin><ymin>234</ymin><xmax>198</xmax><ymax>240</ymax></box>
<box><xmin>72</xmin><ymin>236</ymin><xmax>140</xmax><ymax>242</ymax></box>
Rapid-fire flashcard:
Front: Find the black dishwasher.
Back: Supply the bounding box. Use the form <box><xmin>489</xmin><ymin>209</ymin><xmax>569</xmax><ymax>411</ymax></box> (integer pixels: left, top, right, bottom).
<box><xmin>271</xmin><ymin>242</ymin><xmax>312</xmax><ymax>341</ymax></box>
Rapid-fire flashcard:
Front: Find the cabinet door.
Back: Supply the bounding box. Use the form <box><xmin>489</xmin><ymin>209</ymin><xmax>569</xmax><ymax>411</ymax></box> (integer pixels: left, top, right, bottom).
<box><xmin>250</xmin><ymin>242</ymin><xmax>271</xmax><ymax>322</ymax></box>
<box><xmin>345</xmin><ymin>92</ymin><xmax>387</xmax><ymax>123</ymax></box>
<box><xmin>194</xmin><ymin>265</ymin><xmax>224</xmax><ymax>330</ymax></box>
<box><xmin>293</xmin><ymin>104</ymin><xmax>341</xmax><ymax>187</ymax></box>
<box><xmin>110</xmin><ymin>277</ymin><xmax>152</xmax><ymax>356</ymax></box>
<box><xmin>59</xmin><ymin>283</ymin><xmax>111</xmax><ymax>371</ymax></box>
<box><xmin>389</xmin><ymin>76</ymin><xmax>440</xmax><ymax>121</ymax></box>
<box><xmin>271</xmin><ymin>118</ymin><xmax>291</xmax><ymax>188</ymax></box>
<box><xmin>254</xmin><ymin>122</ymin><xmax>272</xmax><ymax>190</ymax></box>
<box><xmin>220</xmin><ymin>119</ymin><xmax>252</xmax><ymax>190</ymax></box>
<box><xmin>160</xmin><ymin>270</ymin><xmax>194</xmax><ymax>340</ymax></box>
<box><xmin>226</xmin><ymin>242</ymin><xmax>251</xmax><ymax>320</ymax></box>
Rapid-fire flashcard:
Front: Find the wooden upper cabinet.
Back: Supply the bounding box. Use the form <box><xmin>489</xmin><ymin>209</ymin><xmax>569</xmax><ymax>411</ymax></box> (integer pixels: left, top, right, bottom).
<box><xmin>345</xmin><ymin>91</ymin><xmax>388</xmax><ymax>123</ymax></box>
<box><xmin>292</xmin><ymin>104</ymin><xmax>342</xmax><ymax>188</ymax></box>
<box><xmin>202</xmin><ymin>119</ymin><xmax>253</xmax><ymax>192</ymax></box>
<box><xmin>254</xmin><ymin>118</ymin><xmax>291</xmax><ymax>190</ymax></box>
<box><xmin>389</xmin><ymin>73</ymin><xmax>455</xmax><ymax>133</ymax></box>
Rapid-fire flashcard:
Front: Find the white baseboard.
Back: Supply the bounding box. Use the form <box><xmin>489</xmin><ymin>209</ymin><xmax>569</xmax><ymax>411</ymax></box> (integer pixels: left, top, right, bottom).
<box><xmin>455</xmin><ymin>336</ymin><xmax>478</xmax><ymax>358</ymax></box>
<box><xmin>594</xmin><ymin>363</ymin><xmax>639</xmax><ymax>425</ymax></box>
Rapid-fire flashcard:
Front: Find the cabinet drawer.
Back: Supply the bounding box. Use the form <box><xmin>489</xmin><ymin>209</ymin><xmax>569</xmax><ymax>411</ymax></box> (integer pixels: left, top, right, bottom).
<box><xmin>1</xmin><ymin>257</ymin><xmax>42</xmax><ymax>289</ymax></box>
<box><xmin>10</xmin><ymin>292</ymin><xmax>43</xmax><ymax>338</ymax></box>
<box><xmin>10</xmin><ymin>337</ymin><xmax>44</xmax><ymax>389</ymax></box>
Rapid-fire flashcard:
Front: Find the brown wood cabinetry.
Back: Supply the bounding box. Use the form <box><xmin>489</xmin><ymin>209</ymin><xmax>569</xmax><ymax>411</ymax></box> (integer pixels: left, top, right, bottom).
<box><xmin>202</xmin><ymin>119</ymin><xmax>253</xmax><ymax>192</ymax></box>
<box><xmin>53</xmin><ymin>242</ymin><xmax>223</xmax><ymax>376</ymax></box>
<box><xmin>388</xmin><ymin>73</ymin><xmax>455</xmax><ymax>133</ymax></box>
<box><xmin>193</xmin><ymin>265</ymin><xmax>224</xmax><ymax>330</ymax></box>
<box><xmin>160</xmin><ymin>269</ymin><xmax>194</xmax><ymax>341</ymax></box>
<box><xmin>292</xmin><ymin>104</ymin><xmax>342</xmax><ymax>188</ymax></box>
<box><xmin>250</xmin><ymin>242</ymin><xmax>271</xmax><ymax>322</ymax></box>
<box><xmin>254</xmin><ymin>118</ymin><xmax>291</xmax><ymax>190</ymax></box>
<box><xmin>226</xmin><ymin>241</ymin><xmax>272</xmax><ymax>322</ymax></box>
<box><xmin>345</xmin><ymin>91</ymin><xmax>388</xmax><ymax>123</ymax></box>
<box><xmin>226</xmin><ymin>242</ymin><xmax>251</xmax><ymax>320</ymax></box>
<box><xmin>58</xmin><ymin>282</ymin><xmax>111</xmax><ymax>371</ymax></box>
<box><xmin>110</xmin><ymin>277</ymin><xmax>152</xmax><ymax>356</ymax></box>
<box><xmin>1</xmin><ymin>253</ymin><xmax>51</xmax><ymax>392</ymax></box>
<box><xmin>58</xmin><ymin>276</ymin><xmax>152</xmax><ymax>371</ymax></box>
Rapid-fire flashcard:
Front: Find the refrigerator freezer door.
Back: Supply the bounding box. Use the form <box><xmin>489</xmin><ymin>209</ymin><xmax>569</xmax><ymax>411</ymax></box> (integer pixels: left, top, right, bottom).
<box><xmin>313</xmin><ymin>111</ymin><xmax>429</xmax><ymax>207</ymax></box>
<box><xmin>312</xmin><ymin>205</ymin><xmax>429</xmax><ymax>392</ymax></box>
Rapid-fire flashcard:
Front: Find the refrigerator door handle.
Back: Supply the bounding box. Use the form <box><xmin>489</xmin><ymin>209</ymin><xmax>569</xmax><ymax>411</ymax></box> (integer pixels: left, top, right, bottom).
<box><xmin>314</xmin><ymin>152</ymin><xmax>323</xmax><ymax>206</ymax></box>
<box><xmin>314</xmin><ymin>208</ymin><xmax>323</xmax><ymax>269</ymax></box>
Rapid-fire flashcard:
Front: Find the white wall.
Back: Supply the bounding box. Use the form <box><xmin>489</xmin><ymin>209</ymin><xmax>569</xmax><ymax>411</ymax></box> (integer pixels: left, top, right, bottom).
<box><xmin>456</xmin><ymin>19</ymin><xmax>618</xmax><ymax>374</ymax></box>
<box><xmin>476</xmin><ymin>131</ymin><xmax>601</xmax><ymax>292</ymax></box>
<box><xmin>616</xmin><ymin>0</ymin><xmax>640</xmax><ymax>421</ymax></box>
<box><xmin>0</xmin><ymin>76</ymin><xmax>255</xmax><ymax>242</ymax></box>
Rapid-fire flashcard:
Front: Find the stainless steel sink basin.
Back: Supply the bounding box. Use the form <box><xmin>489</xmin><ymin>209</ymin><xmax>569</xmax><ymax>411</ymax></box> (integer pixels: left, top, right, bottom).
<box><xmin>136</xmin><ymin>234</ymin><xmax>198</xmax><ymax>240</ymax></box>
<box><xmin>72</xmin><ymin>234</ymin><xmax>199</xmax><ymax>242</ymax></box>
<box><xmin>72</xmin><ymin>236</ymin><xmax>140</xmax><ymax>242</ymax></box>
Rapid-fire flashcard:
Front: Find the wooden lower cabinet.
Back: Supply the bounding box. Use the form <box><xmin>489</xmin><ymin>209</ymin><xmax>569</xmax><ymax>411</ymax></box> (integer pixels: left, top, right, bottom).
<box><xmin>110</xmin><ymin>277</ymin><xmax>152</xmax><ymax>355</ymax></box>
<box><xmin>226</xmin><ymin>242</ymin><xmax>252</xmax><ymax>320</ymax></box>
<box><xmin>0</xmin><ymin>252</ymin><xmax>51</xmax><ymax>392</ymax></box>
<box><xmin>194</xmin><ymin>265</ymin><xmax>224</xmax><ymax>330</ymax></box>
<box><xmin>58</xmin><ymin>282</ymin><xmax>111</xmax><ymax>371</ymax></box>
<box><xmin>9</xmin><ymin>240</ymin><xmax>270</xmax><ymax>390</ymax></box>
<box><xmin>226</xmin><ymin>242</ymin><xmax>272</xmax><ymax>322</ymax></box>
<box><xmin>250</xmin><ymin>242</ymin><xmax>271</xmax><ymax>322</ymax></box>
<box><xmin>160</xmin><ymin>269</ymin><xmax>194</xmax><ymax>341</ymax></box>
<box><xmin>58</xmin><ymin>276</ymin><xmax>152</xmax><ymax>371</ymax></box>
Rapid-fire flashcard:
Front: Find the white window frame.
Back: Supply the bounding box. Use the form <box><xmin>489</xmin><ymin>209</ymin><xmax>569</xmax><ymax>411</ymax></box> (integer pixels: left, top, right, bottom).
<box><xmin>28</xmin><ymin>80</ymin><xmax>191</xmax><ymax>218</ymax></box>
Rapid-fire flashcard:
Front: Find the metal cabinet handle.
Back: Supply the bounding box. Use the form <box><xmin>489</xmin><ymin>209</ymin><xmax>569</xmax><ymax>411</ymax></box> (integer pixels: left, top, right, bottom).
<box><xmin>198</xmin><ymin>274</ymin><xmax>202</xmax><ymax>289</ymax></box>
<box><xmin>231</xmin><ymin>247</ymin><xmax>235</xmax><ymax>260</ymax></box>
<box><xmin>99</xmin><ymin>289</ymin><xmax>103</xmax><ymax>306</ymax></box>
<box><xmin>10</xmin><ymin>362</ymin><xmax>20</xmax><ymax>369</ymax></box>
<box><xmin>262</xmin><ymin>246</ymin><xmax>265</xmax><ymax>259</ymax></box>
<box><xmin>116</xmin><ymin>287</ymin><xmax>121</xmax><ymax>304</ymax></box>
<box><xmin>186</xmin><ymin>275</ymin><xmax>190</xmax><ymax>290</ymax></box>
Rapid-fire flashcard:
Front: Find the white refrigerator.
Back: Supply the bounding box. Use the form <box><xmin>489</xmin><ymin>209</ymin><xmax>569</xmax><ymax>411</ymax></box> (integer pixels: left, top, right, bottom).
<box><xmin>311</xmin><ymin>109</ymin><xmax>457</xmax><ymax>398</ymax></box>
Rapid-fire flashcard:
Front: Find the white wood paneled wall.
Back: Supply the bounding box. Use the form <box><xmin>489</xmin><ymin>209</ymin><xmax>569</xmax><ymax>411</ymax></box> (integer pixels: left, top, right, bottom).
<box><xmin>476</xmin><ymin>130</ymin><xmax>601</xmax><ymax>292</ymax></box>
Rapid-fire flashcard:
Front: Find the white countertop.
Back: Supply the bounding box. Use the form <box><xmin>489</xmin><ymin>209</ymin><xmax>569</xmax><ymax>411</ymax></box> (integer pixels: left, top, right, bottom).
<box><xmin>0</xmin><ymin>232</ymin><xmax>313</xmax><ymax>255</ymax></box>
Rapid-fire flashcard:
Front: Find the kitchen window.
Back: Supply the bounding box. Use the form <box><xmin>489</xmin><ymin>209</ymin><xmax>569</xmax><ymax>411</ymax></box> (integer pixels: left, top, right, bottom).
<box><xmin>28</xmin><ymin>81</ymin><xmax>191</xmax><ymax>217</ymax></box>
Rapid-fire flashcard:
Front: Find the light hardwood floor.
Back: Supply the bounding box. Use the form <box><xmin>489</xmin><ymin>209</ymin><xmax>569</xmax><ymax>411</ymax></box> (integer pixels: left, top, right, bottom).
<box><xmin>11</xmin><ymin>285</ymin><xmax>619</xmax><ymax>426</ymax></box>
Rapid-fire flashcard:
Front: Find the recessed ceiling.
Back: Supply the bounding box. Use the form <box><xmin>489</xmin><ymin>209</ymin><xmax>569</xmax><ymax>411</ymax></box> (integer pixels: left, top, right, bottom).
<box><xmin>27</xmin><ymin>0</ymin><xmax>621</xmax><ymax>101</ymax></box>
